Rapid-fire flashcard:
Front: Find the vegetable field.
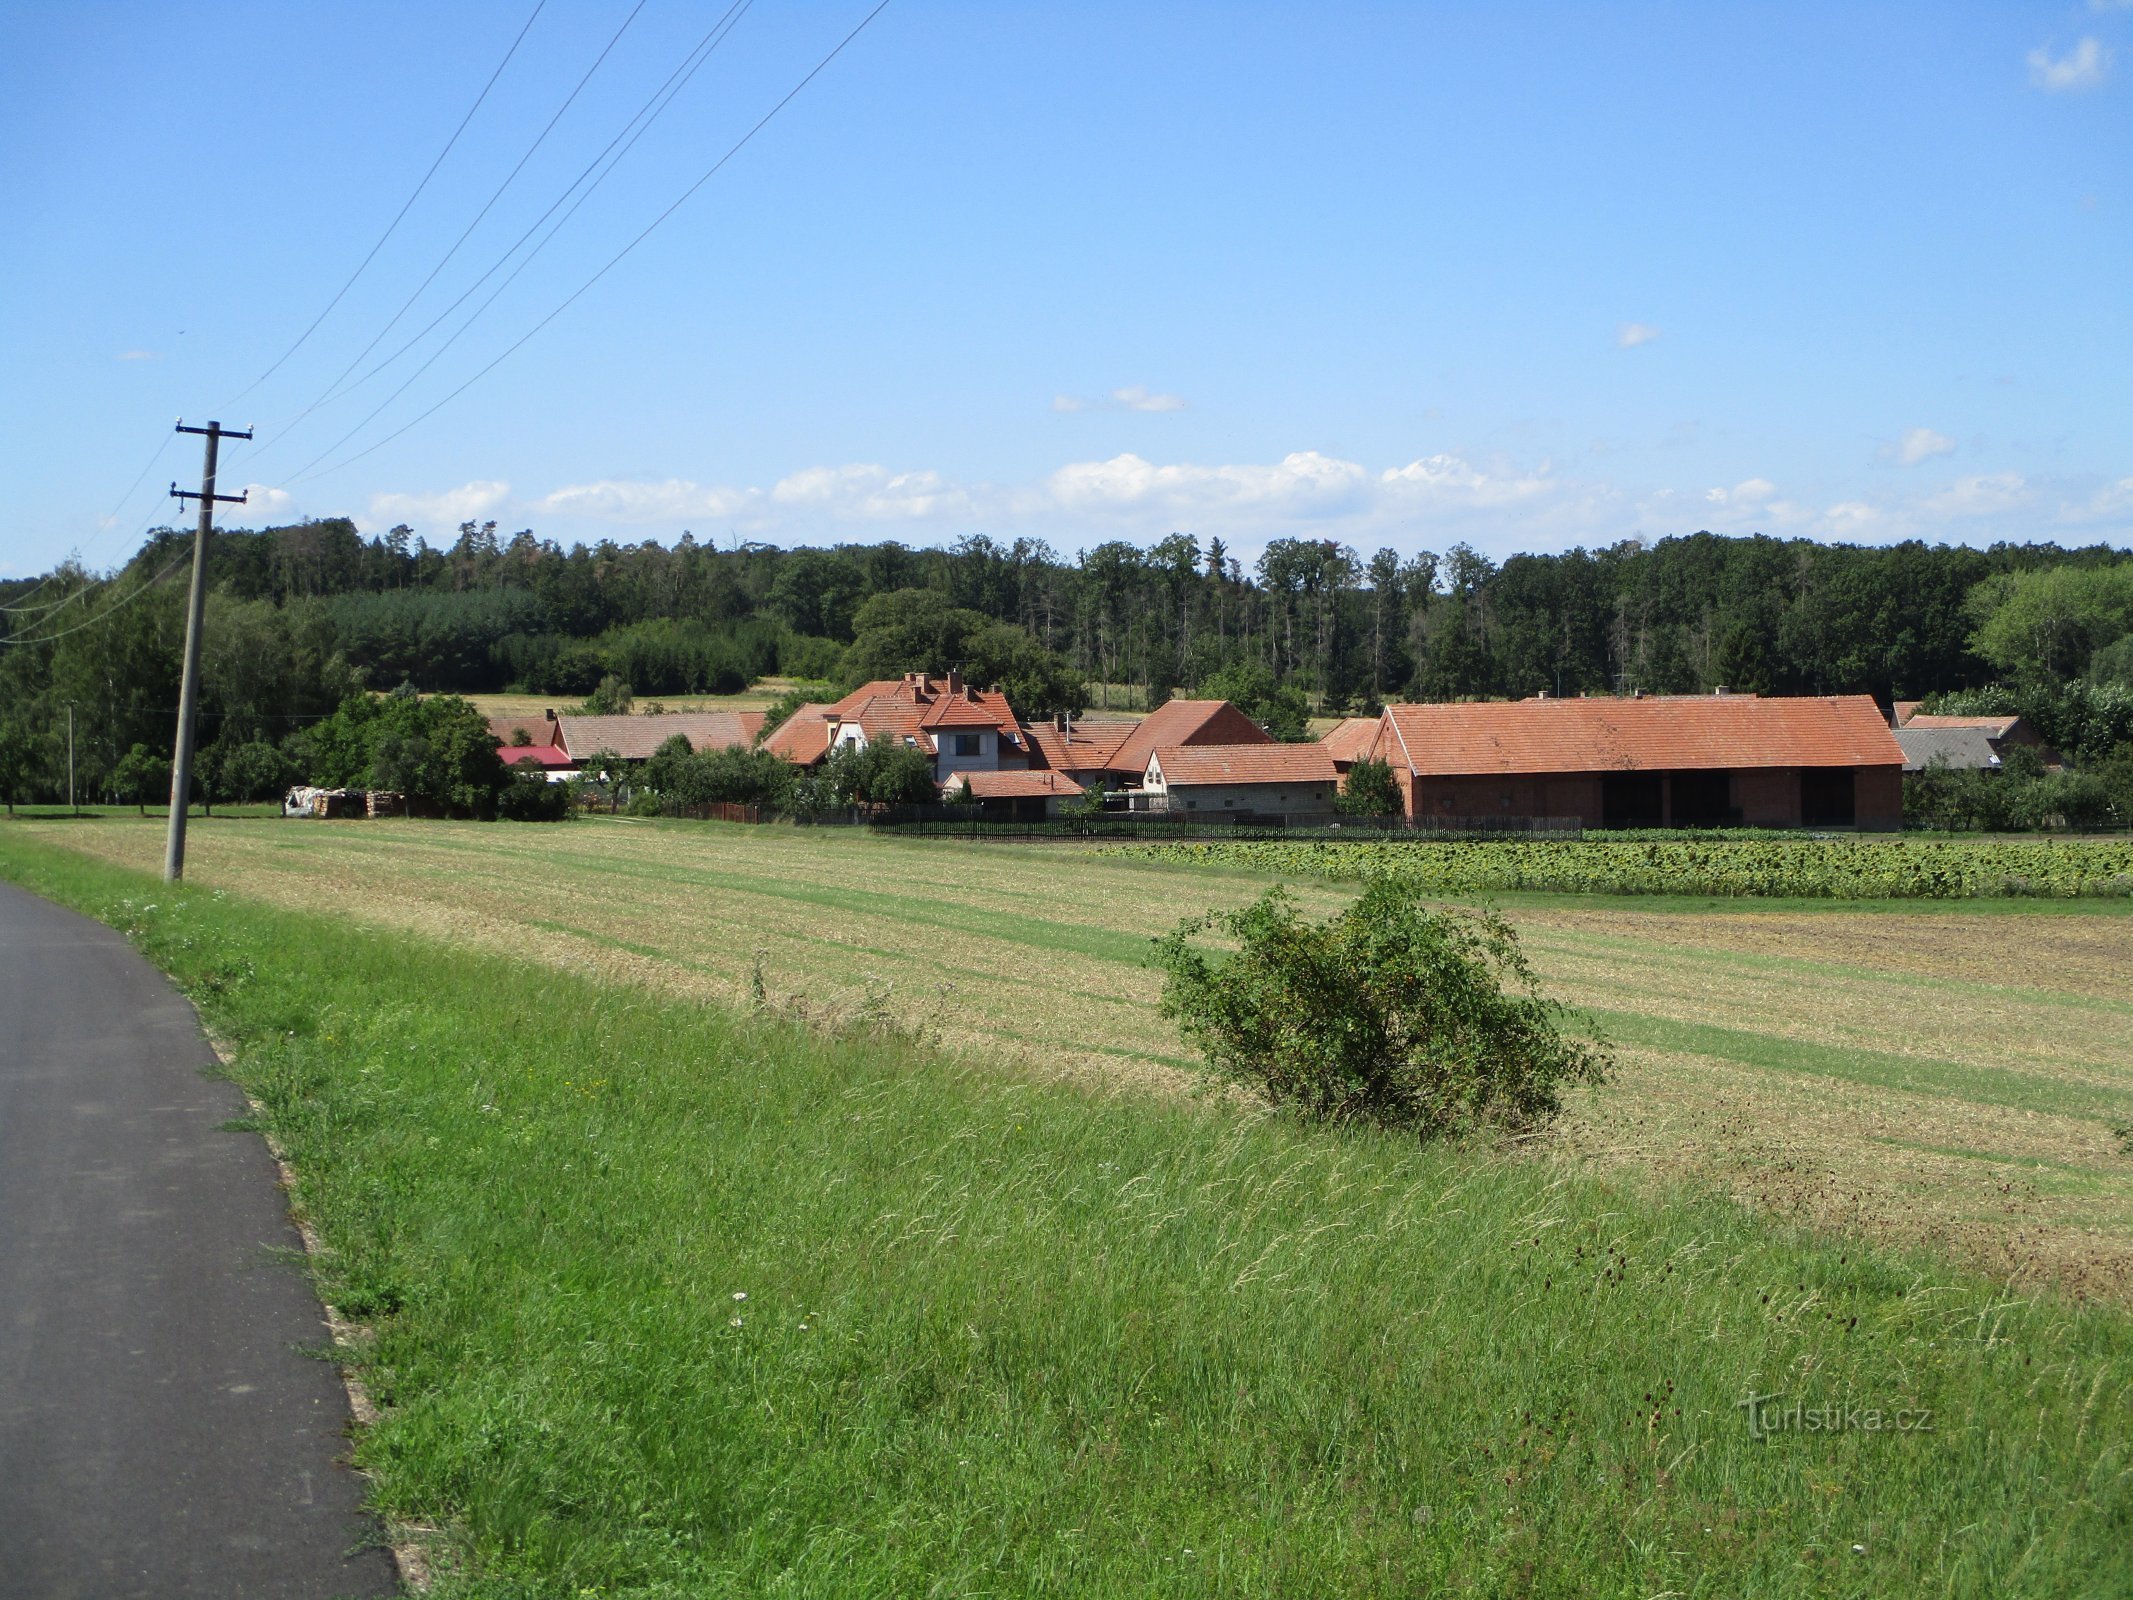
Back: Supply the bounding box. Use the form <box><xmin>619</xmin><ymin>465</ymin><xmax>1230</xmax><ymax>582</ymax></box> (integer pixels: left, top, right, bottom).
<box><xmin>1121</xmin><ymin>835</ymin><xmax>2133</xmax><ymax>899</ymax></box>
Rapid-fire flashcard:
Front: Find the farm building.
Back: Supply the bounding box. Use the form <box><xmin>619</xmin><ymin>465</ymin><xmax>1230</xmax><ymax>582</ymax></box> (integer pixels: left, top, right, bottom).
<box><xmin>1318</xmin><ymin>716</ymin><xmax>1381</xmax><ymax>774</ymax></box>
<box><xmin>1024</xmin><ymin>698</ymin><xmax>1273</xmax><ymax>791</ymax></box>
<box><xmin>1138</xmin><ymin>743</ymin><xmax>1340</xmax><ymax>815</ymax></box>
<box><xmin>499</xmin><ymin>743</ymin><xmax>579</xmax><ymax>782</ymax></box>
<box><xmin>1891</xmin><ymin>706</ymin><xmax>2060</xmax><ymax>767</ymax></box>
<box><xmin>1893</xmin><ymin>725</ymin><xmax>2003</xmax><ymax>773</ymax></box>
<box><xmin>1369</xmin><ymin>693</ymin><xmax>1905</xmax><ymax>828</ymax></box>
<box><xmin>947</xmin><ymin>768</ymin><xmax>1092</xmax><ymax>819</ymax></box>
<box><xmin>554</xmin><ymin>711</ymin><xmax>765</xmax><ymax>763</ymax></box>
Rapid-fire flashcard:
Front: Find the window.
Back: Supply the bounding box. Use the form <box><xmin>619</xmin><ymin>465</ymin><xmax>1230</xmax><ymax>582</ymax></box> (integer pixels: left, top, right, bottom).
<box><xmin>953</xmin><ymin>732</ymin><xmax>981</xmax><ymax>757</ymax></box>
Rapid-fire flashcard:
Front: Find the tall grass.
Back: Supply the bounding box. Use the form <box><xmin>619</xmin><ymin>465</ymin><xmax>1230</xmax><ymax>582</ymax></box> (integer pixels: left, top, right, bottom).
<box><xmin>3</xmin><ymin>832</ymin><xmax>2129</xmax><ymax>1597</ymax></box>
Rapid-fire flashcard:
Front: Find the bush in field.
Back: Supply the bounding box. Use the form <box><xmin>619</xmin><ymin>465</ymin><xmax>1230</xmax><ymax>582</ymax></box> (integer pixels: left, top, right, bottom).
<box><xmin>1155</xmin><ymin>882</ymin><xmax>1611</xmax><ymax>1138</ymax></box>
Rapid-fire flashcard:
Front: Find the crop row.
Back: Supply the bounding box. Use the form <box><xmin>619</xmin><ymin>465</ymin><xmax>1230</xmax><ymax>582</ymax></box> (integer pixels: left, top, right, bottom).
<box><xmin>1118</xmin><ymin>836</ymin><xmax>2133</xmax><ymax>899</ymax></box>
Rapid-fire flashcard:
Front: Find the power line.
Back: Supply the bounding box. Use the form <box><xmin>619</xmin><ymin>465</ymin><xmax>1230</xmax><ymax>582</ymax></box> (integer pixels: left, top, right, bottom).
<box><xmin>2</xmin><ymin>432</ymin><xmax>176</xmax><ymax>612</ymax></box>
<box><xmin>259</xmin><ymin>0</ymin><xmax>755</xmax><ymax>477</ymax></box>
<box><xmin>0</xmin><ymin>547</ymin><xmax>193</xmax><ymax>649</ymax></box>
<box><xmin>298</xmin><ymin>0</ymin><xmax>893</xmax><ymax>486</ymax></box>
<box><xmin>224</xmin><ymin>0</ymin><xmax>547</xmax><ymax>407</ymax></box>
<box><xmin>263</xmin><ymin>1</ymin><xmax>649</xmax><ymax>452</ymax></box>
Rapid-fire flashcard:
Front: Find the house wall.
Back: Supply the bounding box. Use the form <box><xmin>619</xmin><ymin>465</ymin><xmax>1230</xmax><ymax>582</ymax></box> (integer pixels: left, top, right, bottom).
<box><xmin>1855</xmin><ymin>765</ymin><xmax>1903</xmax><ymax>830</ymax></box>
<box><xmin>1159</xmin><ymin>781</ymin><xmax>1339</xmax><ymax>814</ymax></box>
<box><xmin>932</xmin><ymin>728</ymin><xmax>1011</xmax><ymax>781</ymax></box>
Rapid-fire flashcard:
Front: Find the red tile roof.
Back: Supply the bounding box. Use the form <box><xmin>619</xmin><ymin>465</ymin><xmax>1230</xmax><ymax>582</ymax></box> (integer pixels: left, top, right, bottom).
<box><xmin>555</xmin><ymin>711</ymin><xmax>765</xmax><ymax>762</ymax></box>
<box><xmin>1379</xmin><ymin>695</ymin><xmax>1902</xmax><ymax>776</ymax></box>
<box><xmin>814</xmin><ymin>675</ymin><xmax>1027</xmax><ymax>759</ymax></box>
<box><xmin>762</xmin><ymin>705</ymin><xmax>838</xmax><ymax>763</ymax></box>
<box><xmin>949</xmin><ymin>769</ymin><xmax>1089</xmax><ymax>800</ymax></box>
<box><xmin>1024</xmin><ymin>718</ymin><xmax>1137</xmax><ymax>775</ymax></box>
<box><xmin>1110</xmin><ymin>700</ymin><xmax>1270</xmax><ymax>776</ymax></box>
<box><xmin>497</xmin><ymin>743</ymin><xmax>574</xmax><ymax>768</ymax></box>
<box><xmin>488</xmin><ymin>714</ymin><xmax>559</xmax><ymax>746</ymax></box>
<box><xmin>1150</xmin><ymin>742</ymin><xmax>1339</xmax><ymax>786</ymax></box>
<box><xmin>1319</xmin><ymin>716</ymin><xmax>1382</xmax><ymax>766</ymax></box>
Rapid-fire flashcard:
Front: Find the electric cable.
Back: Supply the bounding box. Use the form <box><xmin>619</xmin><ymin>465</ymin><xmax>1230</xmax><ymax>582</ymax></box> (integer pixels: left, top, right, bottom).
<box><xmin>255</xmin><ymin>0</ymin><xmax>753</xmax><ymax>474</ymax></box>
<box><xmin>263</xmin><ymin>0</ymin><xmax>648</xmax><ymax>450</ymax></box>
<box><xmin>297</xmin><ymin>0</ymin><xmax>892</xmax><ymax>486</ymax></box>
<box><xmin>224</xmin><ymin>0</ymin><xmax>547</xmax><ymax>407</ymax></box>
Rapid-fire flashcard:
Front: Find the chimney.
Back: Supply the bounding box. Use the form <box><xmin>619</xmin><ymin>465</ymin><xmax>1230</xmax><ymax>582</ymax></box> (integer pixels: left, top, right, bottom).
<box><xmin>945</xmin><ymin>669</ymin><xmax>963</xmax><ymax>695</ymax></box>
<box><xmin>1713</xmin><ymin>685</ymin><xmax>1730</xmax><ymax>697</ymax></box>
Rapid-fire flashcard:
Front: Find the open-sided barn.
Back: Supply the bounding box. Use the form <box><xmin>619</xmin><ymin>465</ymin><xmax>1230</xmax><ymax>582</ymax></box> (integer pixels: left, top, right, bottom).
<box><xmin>1368</xmin><ymin>693</ymin><xmax>1905</xmax><ymax>829</ymax></box>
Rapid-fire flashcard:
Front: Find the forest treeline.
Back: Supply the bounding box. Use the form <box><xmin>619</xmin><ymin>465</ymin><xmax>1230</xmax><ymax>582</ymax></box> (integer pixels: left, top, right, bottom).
<box><xmin>3</xmin><ymin>515</ymin><xmax>2131</xmax><ymax>806</ymax></box>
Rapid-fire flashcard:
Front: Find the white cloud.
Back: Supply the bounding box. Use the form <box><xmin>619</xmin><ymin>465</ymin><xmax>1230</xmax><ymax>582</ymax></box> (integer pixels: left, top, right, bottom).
<box><xmin>2057</xmin><ymin>477</ymin><xmax>2133</xmax><ymax>523</ymax></box>
<box><xmin>116</xmin><ymin>349</ymin><xmax>159</xmax><ymax>362</ymax></box>
<box><xmin>1616</xmin><ymin>323</ymin><xmax>1662</xmax><ymax>349</ymax></box>
<box><xmin>2029</xmin><ymin>37</ymin><xmax>2111</xmax><ymax>92</ymax></box>
<box><xmin>357</xmin><ymin>449</ymin><xmax>2131</xmax><ymax>566</ymax></box>
<box><xmin>228</xmin><ymin>484</ymin><xmax>296</xmax><ymax>522</ymax></box>
<box><xmin>1111</xmin><ymin>385</ymin><xmax>1186</xmax><ymax>413</ymax></box>
<box><xmin>1924</xmin><ymin>472</ymin><xmax>2031</xmax><ymax>519</ymax></box>
<box><xmin>771</xmin><ymin>463</ymin><xmax>972</xmax><ymax>520</ymax></box>
<box><xmin>368</xmin><ymin>479</ymin><xmax>511</xmax><ymax>529</ymax></box>
<box><xmin>535</xmin><ymin>478</ymin><xmax>754</xmax><ymax>522</ymax></box>
<box><xmin>1048</xmin><ymin>450</ymin><xmax>1371</xmax><ymax>515</ymax></box>
<box><xmin>1053</xmin><ymin>385</ymin><xmax>1188</xmax><ymax>414</ymax></box>
<box><xmin>1888</xmin><ymin>427</ymin><xmax>1956</xmax><ymax>465</ymax></box>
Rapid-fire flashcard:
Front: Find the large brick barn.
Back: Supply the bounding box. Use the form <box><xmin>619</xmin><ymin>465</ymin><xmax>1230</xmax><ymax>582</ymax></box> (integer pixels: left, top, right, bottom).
<box><xmin>1363</xmin><ymin>693</ymin><xmax>1905</xmax><ymax>829</ymax></box>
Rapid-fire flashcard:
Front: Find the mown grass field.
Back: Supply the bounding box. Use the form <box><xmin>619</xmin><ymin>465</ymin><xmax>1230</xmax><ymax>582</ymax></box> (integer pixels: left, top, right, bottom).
<box><xmin>18</xmin><ymin>813</ymin><xmax>2133</xmax><ymax>1300</ymax></box>
<box><xmin>4</xmin><ymin>827</ymin><xmax>2131</xmax><ymax>1597</ymax></box>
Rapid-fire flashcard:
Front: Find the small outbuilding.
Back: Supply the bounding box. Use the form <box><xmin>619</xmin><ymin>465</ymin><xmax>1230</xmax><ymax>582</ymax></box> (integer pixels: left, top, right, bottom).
<box><xmin>1138</xmin><ymin>743</ymin><xmax>1340</xmax><ymax>815</ymax></box>
<box><xmin>1893</xmin><ymin>725</ymin><xmax>2003</xmax><ymax>774</ymax></box>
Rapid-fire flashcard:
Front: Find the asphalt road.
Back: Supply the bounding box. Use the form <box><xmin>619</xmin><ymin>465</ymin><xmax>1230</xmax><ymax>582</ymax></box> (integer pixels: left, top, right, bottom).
<box><xmin>0</xmin><ymin>878</ymin><xmax>396</xmax><ymax>1598</ymax></box>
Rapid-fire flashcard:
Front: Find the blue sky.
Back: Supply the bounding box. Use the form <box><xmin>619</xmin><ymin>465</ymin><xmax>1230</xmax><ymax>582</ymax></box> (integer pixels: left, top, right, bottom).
<box><xmin>3</xmin><ymin>0</ymin><xmax>2128</xmax><ymax>578</ymax></box>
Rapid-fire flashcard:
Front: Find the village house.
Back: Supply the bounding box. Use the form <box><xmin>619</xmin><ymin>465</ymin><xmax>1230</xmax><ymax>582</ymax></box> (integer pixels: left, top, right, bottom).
<box><xmin>493</xmin><ymin>709</ymin><xmax>766</xmax><ymax>782</ymax></box>
<box><xmin>761</xmin><ymin>673</ymin><xmax>1029</xmax><ymax>783</ymax></box>
<box><xmin>1890</xmin><ymin>705</ymin><xmax>2060</xmax><ymax>768</ymax></box>
<box><xmin>1138</xmin><ymin>742</ymin><xmax>1340</xmax><ymax>815</ymax></box>
<box><xmin>1023</xmin><ymin>697</ymin><xmax>1273</xmax><ymax>792</ymax></box>
<box><xmin>1363</xmin><ymin>692</ymin><xmax>1905</xmax><ymax>829</ymax></box>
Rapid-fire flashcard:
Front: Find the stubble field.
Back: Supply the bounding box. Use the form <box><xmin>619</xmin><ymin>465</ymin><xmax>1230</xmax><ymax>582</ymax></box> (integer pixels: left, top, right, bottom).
<box><xmin>26</xmin><ymin>812</ymin><xmax>2133</xmax><ymax>1299</ymax></box>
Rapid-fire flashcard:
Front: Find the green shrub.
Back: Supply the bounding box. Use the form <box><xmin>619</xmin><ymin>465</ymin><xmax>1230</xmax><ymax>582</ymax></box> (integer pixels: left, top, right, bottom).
<box><xmin>1337</xmin><ymin>755</ymin><xmax>1402</xmax><ymax>817</ymax></box>
<box><xmin>496</xmin><ymin>768</ymin><xmax>570</xmax><ymax>821</ymax></box>
<box><xmin>1155</xmin><ymin>882</ymin><xmax>1611</xmax><ymax>1137</ymax></box>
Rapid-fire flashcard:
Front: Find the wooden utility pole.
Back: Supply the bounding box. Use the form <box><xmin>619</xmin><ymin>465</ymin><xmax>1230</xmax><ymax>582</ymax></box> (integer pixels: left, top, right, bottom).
<box><xmin>164</xmin><ymin>420</ymin><xmax>251</xmax><ymax>882</ymax></box>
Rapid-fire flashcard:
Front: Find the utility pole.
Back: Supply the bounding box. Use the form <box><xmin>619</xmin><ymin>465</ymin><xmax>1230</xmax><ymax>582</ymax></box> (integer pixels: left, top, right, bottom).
<box><xmin>164</xmin><ymin>420</ymin><xmax>251</xmax><ymax>882</ymax></box>
<box><xmin>66</xmin><ymin>704</ymin><xmax>76</xmax><ymax>816</ymax></box>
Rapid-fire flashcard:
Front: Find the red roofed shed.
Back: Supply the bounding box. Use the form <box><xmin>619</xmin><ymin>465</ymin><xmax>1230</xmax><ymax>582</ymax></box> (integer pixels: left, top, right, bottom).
<box><xmin>1375</xmin><ymin>694</ymin><xmax>1903</xmax><ymax>828</ymax></box>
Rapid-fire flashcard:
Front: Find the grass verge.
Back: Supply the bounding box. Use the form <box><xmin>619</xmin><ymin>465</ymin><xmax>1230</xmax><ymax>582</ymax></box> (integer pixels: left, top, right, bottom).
<box><xmin>2</xmin><ymin>831</ymin><xmax>2129</xmax><ymax>1597</ymax></box>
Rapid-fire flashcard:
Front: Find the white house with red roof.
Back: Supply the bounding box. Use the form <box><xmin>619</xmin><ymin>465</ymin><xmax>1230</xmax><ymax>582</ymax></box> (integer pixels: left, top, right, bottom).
<box><xmin>767</xmin><ymin>672</ymin><xmax>1034</xmax><ymax>788</ymax></box>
